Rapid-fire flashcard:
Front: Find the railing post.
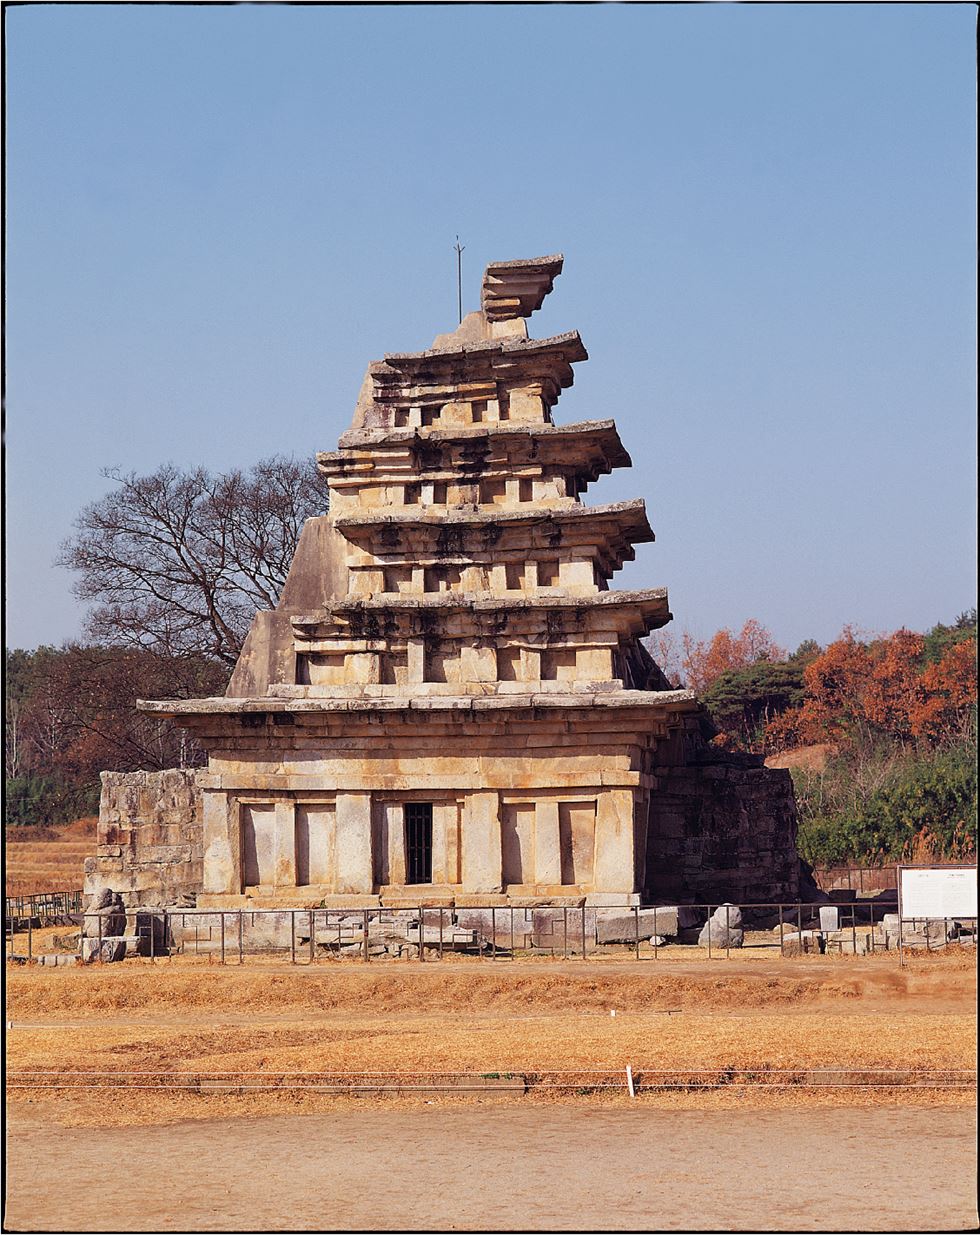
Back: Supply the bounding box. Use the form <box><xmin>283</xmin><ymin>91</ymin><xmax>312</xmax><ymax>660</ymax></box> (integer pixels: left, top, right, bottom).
<box><xmin>220</xmin><ymin>912</ymin><xmax>226</xmax><ymax>965</ymax></box>
<box><xmin>363</xmin><ymin>908</ymin><xmax>369</xmax><ymax>963</ymax></box>
<box><xmin>634</xmin><ymin>905</ymin><xmax>640</xmax><ymax>961</ymax></box>
<box><xmin>238</xmin><ymin>911</ymin><xmax>244</xmax><ymax>965</ymax></box>
<box><xmin>581</xmin><ymin>905</ymin><xmax>587</xmax><ymax>960</ymax></box>
<box><xmin>653</xmin><ymin>907</ymin><xmax>658</xmax><ymax>962</ymax></box>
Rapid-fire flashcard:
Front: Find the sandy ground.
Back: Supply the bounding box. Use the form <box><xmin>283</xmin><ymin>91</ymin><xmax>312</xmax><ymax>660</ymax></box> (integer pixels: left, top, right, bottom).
<box><xmin>4</xmin><ymin>1104</ymin><xmax>976</xmax><ymax>1232</ymax></box>
<box><xmin>5</xmin><ymin>952</ymin><xmax>975</xmax><ymax>1231</ymax></box>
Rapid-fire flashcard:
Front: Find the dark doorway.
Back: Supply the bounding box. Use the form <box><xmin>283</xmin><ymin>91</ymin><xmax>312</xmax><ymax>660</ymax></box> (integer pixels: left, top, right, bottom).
<box><xmin>405</xmin><ymin>803</ymin><xmax>433</xmax><ymax>884</ymax></box>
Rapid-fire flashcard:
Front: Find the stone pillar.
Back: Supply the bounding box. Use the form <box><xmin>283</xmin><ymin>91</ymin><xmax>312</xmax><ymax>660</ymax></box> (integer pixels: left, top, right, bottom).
<box><xmin>534</xmin><ymin>800</ymin><xmax>562</xmax><ymax>886</ymax></box>
<box><xmin>387</xmin><ymin>803</ymin><xmax>407</xmax><ymax>885</ymax></box>
<box><xmin>407</xmin><ymin>639</ymin><xmax>425</xmax><ymax>684</ymax></box>
<box><xmin>335</xmin><ymin>792</ymin><xmax>374</xmax><ymax>894</ymax></box>
<box><xmin>462</xmin><ymin>791</ymin><xmax>502</xmax><ymax>893</ymax></box>
<box><xmin>202</xmin><ymin>792</ymin><xmax>238</xmax><ymax>895</ymax></box>
<box><xmin>563</xmin><ymin>558</ymin><xmax>597</xmax><ymax>592</ymax></box>
<box><xmin>431</xmin><ymin>802</ymin><xmax>451</xmax><ymax>884</ymax></box>
<box><xmin>273</xmin><ymin>799</ymin><xmax>296</xmax><ymax>889</ymax></box>
<box><xmin>460</xmin><ymin>644</ymin><xmax>496</xmax><ymax>682</ymax></box>
<box><xmin>592</xmin><ymin>789</ymin><xmax>636</xmax><ymax>894</ymax></box>
<box><xmin>522</xmin><ymin>648</ymin><xmax>541</xmax><ymax>681</ymax></box>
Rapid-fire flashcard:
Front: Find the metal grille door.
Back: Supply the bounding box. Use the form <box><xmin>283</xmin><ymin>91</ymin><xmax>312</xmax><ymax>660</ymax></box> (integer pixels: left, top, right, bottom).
<box><xmin>405</xmin><ymin>803</ymin><xmax>433</xmax><ymax>884</ymax></box>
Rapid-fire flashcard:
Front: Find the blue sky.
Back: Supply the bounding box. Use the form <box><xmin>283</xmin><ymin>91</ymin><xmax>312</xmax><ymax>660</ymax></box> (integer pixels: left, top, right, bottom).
<box><xmin>4</xmin><ymin>3</ymin><xmax>976</xmax><ymax>655</ymax></box>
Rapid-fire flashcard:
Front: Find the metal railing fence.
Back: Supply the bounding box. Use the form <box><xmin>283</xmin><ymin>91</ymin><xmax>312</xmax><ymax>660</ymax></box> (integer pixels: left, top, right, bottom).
<box><xmin>4</xmin><ymin>889</ymin><xmax>83</xmax><ymax>923</ymax></box>
<box><xmin>9</xmin><ymin>899</ymin><xmax>974</xmax><ymax>966</ymax></box>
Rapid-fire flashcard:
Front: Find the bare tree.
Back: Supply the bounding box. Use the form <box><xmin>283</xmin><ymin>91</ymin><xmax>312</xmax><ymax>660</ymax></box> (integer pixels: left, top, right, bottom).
<box><xmin>59</xmin><ymin>455</ymin><xmax>329</xmax><ymax>665</ymax></box>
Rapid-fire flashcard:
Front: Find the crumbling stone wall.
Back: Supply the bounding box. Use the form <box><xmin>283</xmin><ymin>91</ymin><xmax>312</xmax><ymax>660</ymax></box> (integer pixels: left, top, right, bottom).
<box><xmin>83</xmin><ymin>769</ymin><xmax>204</xmax><ymax>908</ymax></box>
<box><xmin>646</xmin><ymin>751</ymin><xmax>800</xmax><ymax>907</ymax></box>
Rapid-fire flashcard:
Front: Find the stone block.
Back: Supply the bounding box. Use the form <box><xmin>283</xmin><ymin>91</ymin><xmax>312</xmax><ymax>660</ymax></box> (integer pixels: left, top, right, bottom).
<box><xmin>697</xmin><ymin>903</ymin><xmax>744</xmax><ymax>948</ymax></box>
<box><xmin>780</xmin><ymin>930</ymin><xmax>824</xmax><ymax>956</ymax></box>
<box><xmin>80</xmin><ymin>938</ymin><xmax>127</xmax><ymax>963</ymax></box>
<box><xmin>596</xmin><ymin>907</ymin><xmax>678</xmax><ymax>943</ymax></box>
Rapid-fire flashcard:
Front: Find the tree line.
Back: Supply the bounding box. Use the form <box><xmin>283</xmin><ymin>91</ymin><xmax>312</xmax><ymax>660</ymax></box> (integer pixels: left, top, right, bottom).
<box><xmin>649</xmin><ymin>614</ymin><xmax>977</xmax><ymax>866</ymax></box>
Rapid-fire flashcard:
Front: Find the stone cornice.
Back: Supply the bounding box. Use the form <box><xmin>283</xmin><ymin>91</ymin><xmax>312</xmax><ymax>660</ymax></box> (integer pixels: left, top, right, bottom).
<box><xmin>334</xmin><ymin>498</ymin><xmax>653</xmax><ymax>540</ymax></box>
<box><xmin>289</xmin><ymin>588</ymin><xmax>670</xmax><ymax>636</ymax></box>
<box><xmin>482</xmin><ymin>254</ymin><xmax>564</xmax><ymax>320</ymax></box>
<box><xmin>328</xmin><ymin>419</ymin><xmax>631</xmax><ymax>469</ymax></box>
<box><xmin>381</xmin><ymin>330</ymin><xmax>587</xmax><ymax>369</ymax></box>
<box><xmin>138</xmin><ymin>688</ymin><xmax>699</xmax><ymax>719</ymax></box>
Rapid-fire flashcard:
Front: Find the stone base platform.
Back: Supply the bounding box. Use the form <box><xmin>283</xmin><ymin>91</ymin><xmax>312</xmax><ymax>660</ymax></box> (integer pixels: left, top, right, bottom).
<box><xmin>195</xmin><ymin>887</ymin><xmax>641</xmax><ymax>911</ymax></box>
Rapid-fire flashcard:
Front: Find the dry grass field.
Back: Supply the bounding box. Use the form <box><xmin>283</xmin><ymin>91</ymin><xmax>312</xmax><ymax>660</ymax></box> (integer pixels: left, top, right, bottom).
<box><xmin>4</xmin><ymin>817</ymin><xmax>94</xmax><ymax>895</ymax></box>
<box><xmin>5</xmin><ymin>948</ymin><xmax>976</xmax><ymax>1230</ymax></box>
<box><xmin>4</xmin><ymin>824</ymin><xmax>976</xmax><ymax>1229</ymax></box>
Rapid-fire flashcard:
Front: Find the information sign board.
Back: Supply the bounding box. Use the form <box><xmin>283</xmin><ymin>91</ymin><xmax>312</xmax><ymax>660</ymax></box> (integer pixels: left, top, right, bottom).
<box><xmin>898</xmin><ymin>865</ymin><xmax>977</xmax><ymax>920</ymax></box>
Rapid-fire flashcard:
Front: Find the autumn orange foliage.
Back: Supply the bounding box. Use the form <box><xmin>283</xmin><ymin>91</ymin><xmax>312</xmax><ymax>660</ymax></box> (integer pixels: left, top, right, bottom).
<box><xmin>681</xmin><ymin>620</ymin><xmax>786</xmax><ymax>694</ymax></box>
<box><xmin>765</xmin><ymin>629</ymin><xmax>977</xmax><ymax>752</ymax></box>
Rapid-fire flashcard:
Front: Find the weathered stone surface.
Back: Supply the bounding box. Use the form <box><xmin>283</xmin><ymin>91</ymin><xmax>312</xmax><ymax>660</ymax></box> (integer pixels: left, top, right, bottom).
<box><xmin>697</xmin><ymin>904</ymin><xmax>744</xmax><ymax>949</ymax></box>
<box><xmin>780</xmin><ymin>930</ymin><xmax>824</xmax><ymax>956</ymax></box>
<box><xmin>81</xmin><ymin>938</ymin><xmax>127</xmax><ymax>963</ymax></box>
<box><xmin>78</xmin><ymin>253</ymin><xmax>805</xmax><ymax>918</ymax></box>
<box><xmin>85</xmin><ymin>770</ymin><xmax>204</xmax><ymax>911</ymax></box>
<box><xmin>81</xmin><ymin>889</ymin><xmax>127</xmax><ymax>963</ymax></box>
<box><xmin>596</xmin><ymin>907</ymin><xmax>681</xmax><ymax>943</ymax></box>
<box><xmin>828</xmin><ymin>933</ymin><xmax>868</xmax><ymax>955</ymax></box>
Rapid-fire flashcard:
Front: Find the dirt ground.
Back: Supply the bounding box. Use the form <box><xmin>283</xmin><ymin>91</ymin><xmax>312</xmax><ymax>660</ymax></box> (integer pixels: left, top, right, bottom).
<box><xmin>5</xmin><ymin>951</ymin><xmax>976</xmax><ymax>1231</ymax></box>
<box><xmin>4</xmin><ymin>1104</ymin><xmax>976</xmax><ymax>1232</ymax></box>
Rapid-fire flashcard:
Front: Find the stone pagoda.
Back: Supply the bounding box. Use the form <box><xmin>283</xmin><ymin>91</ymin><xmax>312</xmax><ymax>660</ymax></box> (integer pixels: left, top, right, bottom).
<box><xmin>138</xmin><ymin>255</ymin><xmax>799</xmax><ymax>910</ymax></box>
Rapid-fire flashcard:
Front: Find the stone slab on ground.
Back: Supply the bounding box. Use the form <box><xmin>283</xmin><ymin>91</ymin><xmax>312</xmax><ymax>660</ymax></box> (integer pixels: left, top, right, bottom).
<box><xmin>779</xmin><ymin>930</ymin><xmax>824</xmax><ymax>957</ymax></box>
<box><xmin>596</xmin><ymin>907</ymin><xmax>682</xmax><ymax>943</ymax></box>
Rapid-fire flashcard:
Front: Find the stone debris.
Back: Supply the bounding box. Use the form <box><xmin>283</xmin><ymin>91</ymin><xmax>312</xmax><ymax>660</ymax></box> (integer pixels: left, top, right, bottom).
<box><xmin>80</xmin><ymin>888</ymin><xmax>127</xmax><ymax>963</ymax></box>
<box><xmin>779</xmin><ymin>929</ymin><xmax>824</xmax><ymax>957</ymax></box>
<box><xmin>825</xmin><ymin>931</ymin><xmax>868</xmax><ymax>955</ymax></box>
<box><xmin>697</xmin><ymin>904</ymin><xmax>744</xmax><ymax>949</ymax></box>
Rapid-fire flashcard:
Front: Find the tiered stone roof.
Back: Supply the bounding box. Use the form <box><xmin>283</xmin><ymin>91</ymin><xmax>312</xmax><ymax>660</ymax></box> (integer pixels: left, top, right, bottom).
<box><xmin>142</xmin><ymin>255</ymin><xmax>697</xmax><ymax>728</ymax></box>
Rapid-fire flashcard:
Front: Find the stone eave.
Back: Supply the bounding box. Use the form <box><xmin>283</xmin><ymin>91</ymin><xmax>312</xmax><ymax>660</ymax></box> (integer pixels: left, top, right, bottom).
<box><xmin>333</xmin><ymin>499</ymin><xmax>654</xmax><ymax>542</ymax></box>
<box><xmin>138</xmin><ymin>688</ymin><xmax>699</xmax><ymax>719</ymax></box>
<box><xmin>482</xmin><ymin>254</ymin><xmax>564</xmax><ymax>320</ymax></box>
<box><xmin>328</xmin><ymin>419</ymin><xmax>631</xmax><ymax>470</ymax></box>
<box><xmin>381</xmin><ymin>330</ymin><xmax>587</xmax><ymax>369</ymax></box>
<box><xmin>289</xmin><ymin>588</ymin><xmax>671</xmax><ymax>635</ymax></box>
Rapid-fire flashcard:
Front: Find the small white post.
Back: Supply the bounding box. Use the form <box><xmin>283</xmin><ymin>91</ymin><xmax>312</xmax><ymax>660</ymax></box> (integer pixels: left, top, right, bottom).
<box><xmin>625</xmin><ymin>1064</ymin><xmax>635</xmax><ymax>1099</ymax></box>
